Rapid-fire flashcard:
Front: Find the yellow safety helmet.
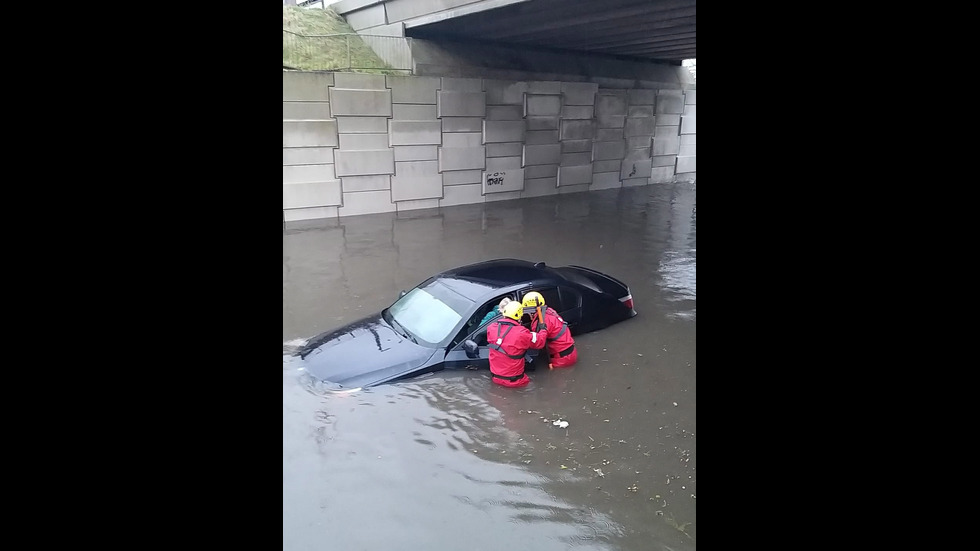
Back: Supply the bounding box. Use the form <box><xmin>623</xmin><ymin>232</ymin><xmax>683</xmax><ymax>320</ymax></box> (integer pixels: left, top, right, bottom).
<box><xmin>501</xmin><ymin>300</ymin><xmax>524</xmax><ymax>321</ymax></box>
<box><xmin>522</xmin><ymin>291</ymin><xmax>546</xmax><ymax>309</ymax></box>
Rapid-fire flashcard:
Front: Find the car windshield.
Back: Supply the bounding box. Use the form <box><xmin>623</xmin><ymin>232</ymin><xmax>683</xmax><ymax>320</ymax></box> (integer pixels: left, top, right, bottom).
<box><xmin>387</xmin><ymin>279</ymin><xmax>474</xmax><ymax>346</ymax></box>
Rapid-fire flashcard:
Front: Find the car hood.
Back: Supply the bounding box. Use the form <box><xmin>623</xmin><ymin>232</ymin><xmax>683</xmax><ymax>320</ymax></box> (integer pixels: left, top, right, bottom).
<box><xmin>296</xmin><ymin>313</ymin><xmax>437</xmax><ymax>390</ymax></box>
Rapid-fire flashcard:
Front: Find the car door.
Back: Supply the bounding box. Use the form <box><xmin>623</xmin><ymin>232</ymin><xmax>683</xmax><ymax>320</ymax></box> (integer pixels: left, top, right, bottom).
<box><xmin>558</xmin><ymin>285</ymin><xmax>583</xmax><ymax>327</ymax></box>
<box><xmin>443</xmin><ymin>295</ymin><xmax>514</xmax><ymax>370</ymax></box>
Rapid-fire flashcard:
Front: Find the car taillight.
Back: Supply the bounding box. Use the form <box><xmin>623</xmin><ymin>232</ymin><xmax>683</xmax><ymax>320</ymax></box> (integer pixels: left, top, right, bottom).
<box><xmin>621</xmin><ymin>294</ymin><xmax>634</xmax><ymax>311</ymax></box>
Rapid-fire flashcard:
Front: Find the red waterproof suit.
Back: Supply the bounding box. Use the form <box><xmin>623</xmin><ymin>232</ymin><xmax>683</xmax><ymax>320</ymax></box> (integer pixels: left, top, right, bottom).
<box><xmin>487</xmin><ymin>318</ymin><xmax>547</xmax><ymax>387</ymax></box>
<box><xmin>531</xmin><ymin>307</ymin><xmax>578</xmax><ymax>368</ymax></box>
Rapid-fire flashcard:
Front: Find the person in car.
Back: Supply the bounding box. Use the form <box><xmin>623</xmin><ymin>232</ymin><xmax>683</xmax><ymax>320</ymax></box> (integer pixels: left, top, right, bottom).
<box><xmin>479</xmin><ymin>297</ymin><xmax>511</xmax><ymax>327</ymax></box>
<box><xmin>487</xmin><ymin>301</ymin><xmax>548</xmax><ymax>387</ymax></box>
<box><xmin>522</xmin><ymin>292</ymin><xmax>578</xmax><ymax>368</ymax></box>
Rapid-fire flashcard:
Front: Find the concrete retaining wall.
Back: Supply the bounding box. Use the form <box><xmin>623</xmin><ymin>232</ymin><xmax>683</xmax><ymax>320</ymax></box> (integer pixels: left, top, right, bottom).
<box><xmin>283</xmin><ymin>70</ymin><xmax>696</xmax><ymax>222</ymax></box>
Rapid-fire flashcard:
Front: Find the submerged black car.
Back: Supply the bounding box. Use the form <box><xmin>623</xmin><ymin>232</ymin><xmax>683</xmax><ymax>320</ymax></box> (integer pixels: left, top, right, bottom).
<box><xmin>292</xmin><ymin>259</ymin><xmax>637</xmax><ymax>391</ymax></box>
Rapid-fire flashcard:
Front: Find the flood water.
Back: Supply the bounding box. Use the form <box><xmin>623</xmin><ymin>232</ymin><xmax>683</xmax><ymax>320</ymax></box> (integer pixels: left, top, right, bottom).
<box><xmin>283</xmin><ymin>182</ymin><xmax>696</xmax><ymax>550</ymax></box>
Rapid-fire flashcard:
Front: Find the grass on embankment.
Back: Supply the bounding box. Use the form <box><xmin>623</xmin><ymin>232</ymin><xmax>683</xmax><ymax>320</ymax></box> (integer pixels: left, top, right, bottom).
<box><xmin>282</xmin><ymin>6</ymin><xmax>401</xmax><ymax>73</ymax></box>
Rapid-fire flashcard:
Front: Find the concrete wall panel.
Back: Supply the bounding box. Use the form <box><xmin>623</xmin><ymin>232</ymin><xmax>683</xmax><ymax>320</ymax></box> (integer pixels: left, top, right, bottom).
<box><xmin>396</xmin><ymin>198</ymin><xmax>441</xmax><ymax>212</ymax></box>
<box><xmin>593</xmin><ymin>141</ymin><xmax>626</xmax><ymax>161</ymax></box>
<box><xmin>624</xmin><ymin>117</ymin><xmax>655</xmax><ymax>137</ymax></box>
<box><xmin>284</xmin><ymin>206</ymin><xmax>338</xmax><ymax>223</ymax></box>
<box><xmin>621</xmin><ymin>159</ymin><xmax>652</xmax><ymax>180</ymax></box>
<box><xmin>329</xmin><ymin>88</ymin><xmax>392</xmax><ymax>116</ymax></box>
<box><xmin>443</xmin><ymin>132</ymin><xmax>482</xmax><ymax>147</ymax></box>
<box><xmin>334</xmin><ymin>149</ymin><xmax>395</xmax><ymax>176</ymax></box>
<box><xmin>340</xmin><ymin>190</ymin><xmax>395</xmax><ymax>217</ymax></box>
<box><xmin>487</xmin><ymin>142</ymin><xmax>523</xmax><ymax>158</ymax></box>
<box><xmin>438</xmin><ymin>147</ymin><xmax>486</xmax><ymax>171</ymax></box>
<box><xmin>440</xmin><ymin>183</ymin><xmax>484</xmax><ymax>207</ymax></box>
<box><xmin>283</xmin><ymin>121</ymin><xmax>339</xmax><ymax>148</ymax></box>
<box><xmin>442</xmin><ymin>117</ymin><xmax>483</xmax><ymax>132</ymax></box>
<box><xmin>525</xmin><ymin>94</ymin><xmax>561</xmax><ymax>116</ymax></box>
<box><xmin>394</xmin><ymin>160</ymin><xmax>439</xmax><ymax>177</ymax></box>
<box><xmin>522</xmin><ymin>177</ymin><xmax>558</xmax><ymax>198</ymax></box>
<box><xmin>559</xmin><ymin>183</ymin><xmax>590</xmax><ymax>195</ymax></box>
<box><xmin>438</xmin><ymin>91</ymin><xmax>486</xmax><ymax>117</ymax></box>
<box><xmin>283</xmin><ymin>147</ymin><xmax>335</xmax><ymax>166</ymax></box>
<box><xmin>484</xmin><ymin>120</ymin><xmax>525</xmax><ymax>143</ymax></box>
<box><xmin>685</xmin><ymin>90</ymin><xmax>696</xmax><ymax>104</ymax></box>
<box><xmin>650</xmin><ymin>167</ymin><xmax>675</xmax><ymax>184</ymax></box>
<box><xmin>283</xmin><ymin>102</ymin><xmax>331</xmax><ymax>120</ymax></box>
<box><xmin>485</xmin><ymin>80</ymin><xmax>528</xmax><ymax>105</ymax></box>
<box><xmin>392</xmin><ymin>104</ymin><xmax>438</xmax><ymax>120</ymax></box>
<box><xmin>283</xmin><ymin>180</ymin><xmax>342</xmax><ymax>209</ymax></box>
<box><xmin>442</xmin><ymin>169</ymin><xmax>483</xmax><ymax>186</ymax></box>
<box><xmin>597</xmin><ymin>114</ymin><xmax>626</xmax><ymax>129</ymax></box>
<box><xmin>681</xmin><ymin>104</ymin><xmax>696</xmax><ymax>134</ymax></box>
<box><xmin>394</xmin><ymin>145</ymin><xmax>439</xmax><ymax>161</ymax></box>
<box><xmin>656</xmin><ymin>94</ymin><xmax>685</xmax><ymax>114</ymax></box>
<box><xmin>676</xmin><ymin>156</ymin><xmax>696</xmax><ymax>174</ymax></box>
<box><xmin>590</xmin><ymin>172</ymin><xmax>622</xmax><ymax>191</ymax></box>
<box><xmin>527</xmin><ymin>81</ymin><xmax>561</xmax><ymax>94</ymax></box>
<box><xmin>441</xmin><ymin>77</ymin><xmax>483</xmax><ymax>92</ymax></box>
<box><xmin>653</xmin><ymin>136</ymin><xmax>680</xmax><ymax>156</ymax></box>
<box><xmin>391</xmin><ymin>175</ymin><xmax>443</xmax><ymax>202</ymax></box>
<box><xmin>561</xmin><ymin>139</ymin><xmax>592</xmax><ymax>154</ymax></box>
<box><xmin>283</xmin><ymin>164</ymin><xmax>337</xmax><ymax>183</ymax></box>
<box><xmin>627</xmin><ymin>105</ymin><xmax>653</xmax><ymax>118</ymax></box>
<box><xmin>485</xmin><ymin>190</ymin><xmax>523</xmax><ymax>202</ymax></box>
<box><xmin>561</xmin><ymin>82</ymin><xmax>599</xmax><ymax>105</ymax></box>
<box><xmin>283</xmin><ymin>72</ymin><xmax>333</xmax><ymax>101</ymax></box>
<box><xmin>387</xmin><ymin>75</ymin><xmax>440</xmax><ymax>103</ymax></box>
<box><xmin>628</xmin><ymin>89</ymin><xmax>656</xmax><ymax>106</ymax></box>
<box><xmin>337</xmin><ymin>116</ymin><xmax>388</xmax><ymax>133</ymax></box>
<box><xmin>340</xmin><ymin>133</ymin><xmax>390</xmax><ymax>150</ymax></box>
<box><xmin>656</xmin><ymin>114</ymin><xmax>680</xmax><ymax>126</ymax></box>
<box><xmin>526</xmin><ymin>117</ymin><xmax>559</xmax><ymax>131</ymax></box>
<box><xmin>561</xmin><ymin>152</ymin><xmax>592</xmax><ymax>167</ymax></box>
<box><xmin>652</xmin><ymin>155</ymin><xmax>677</xmax><ymax>168</ymax></box>
<box><xmin>486</xmin><ymin>156</ymin><xmax>522</xmax><ymax>171</ymax></box>
<box><xmin>558</xmin><ymin>165</ymin><xmax>592</xmax><ymax>187</ymax></box>
<box><xmin>656</xmin><ymin>125</ymin><xmax>679</xmax><ymax>138</ymax></box>
<box><xmin>596</xmin><ymin>128</ymin><xmax>624</xmax><ymax>141</ymax></box>
<box><xmin>526</xmin><ymin>130</ymin><xmax>560</xmax><ymax>145</ymax></box>
<box><xmin>525</xmin><ymin>164</ymin><xmax>558</xmax><ymax>179</ymax></box>
<box><xmin>486</xmin><ymin>105</ymin><xmax>523</xmax><ymax>121</ymax></box>
<box><xmin>562</xmin><ymin>105</ymin><xmax>594</xmax><ymax>120</ymax></box>
<box><xmin>333</xmin><ymin>73</ymin><xmax>387</xmax><ymax>90</ymax></box>
<box><xmin>560</xmin><ymin>120</ymin><xmax>595</xmax><ymax>140</ymax></box>
<box><xmin>342</xmin><ymin>175</ymin><xmax>390</xmax><ymax>192</ymax></box>
<box><xmin>627</xmin><ymin>137</ymin><xmax>652</xmax><ymax>154</ymax></box>
<box><xmin>593</xmin><ymin>159</ymin><xmax>622</xmax><ymax>173</ymax></box>
<box><xmin>389</xmin><ymin>120</ymin><xmax>442</xmax><ymax>145</ymax></box>
<box><xmin>596</xmin><ymin>92</ymin><xmax>628</xmax><ymax>116</ymax></box>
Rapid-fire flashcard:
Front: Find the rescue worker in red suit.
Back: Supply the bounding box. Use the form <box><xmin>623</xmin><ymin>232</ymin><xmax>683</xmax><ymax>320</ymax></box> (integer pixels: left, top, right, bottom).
<box><xmin>487</xmin><ymin>301</ymin><xmax>548</xmax><ymax>387</ymax></box>
<box><xmin>522</xmin><ymin>292</ymin><xmax>578</xmax><ymax>368</ymax></box>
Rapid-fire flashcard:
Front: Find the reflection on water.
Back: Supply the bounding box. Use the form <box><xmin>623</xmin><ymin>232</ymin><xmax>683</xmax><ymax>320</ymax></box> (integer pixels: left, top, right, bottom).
<box><xmin>284</xmin><ymin>183</ymin><xmax>696</xmax><ymax>550</ymax></box>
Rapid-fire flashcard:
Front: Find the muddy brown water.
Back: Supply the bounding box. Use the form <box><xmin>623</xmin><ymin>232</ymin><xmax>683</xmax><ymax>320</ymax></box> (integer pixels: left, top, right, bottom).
<box><xmin>283</xmin><ymin>182</ymin><xmax>696</xmax><ymax>550</ymax></box>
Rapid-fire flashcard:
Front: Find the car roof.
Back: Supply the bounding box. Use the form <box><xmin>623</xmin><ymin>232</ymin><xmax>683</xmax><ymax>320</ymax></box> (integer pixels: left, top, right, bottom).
<box><xmin>435</xmin><ymin>259</ymin><xmax>554</xmax><ymax>301</ymax></box>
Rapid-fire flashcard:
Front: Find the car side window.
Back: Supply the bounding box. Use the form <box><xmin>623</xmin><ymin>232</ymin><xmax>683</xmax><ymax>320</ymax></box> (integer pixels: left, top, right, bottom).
<box><xmin>558</xmin><ymin>286</ymin><xmax>581</xmax><ymax>312</ymax></box>
<box><xmin>453</xmin><ymin>294</ymin><xmax>514</xmax><ymax>347</ymax></box>
<box><xmin>522</xmin><ymin>287</ymin><xmax>562</xmax><ymax>312</ymax></box>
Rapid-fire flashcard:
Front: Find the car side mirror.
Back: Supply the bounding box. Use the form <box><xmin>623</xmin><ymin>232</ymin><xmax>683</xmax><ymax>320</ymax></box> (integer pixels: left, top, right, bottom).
<box><xmin>399</xmin><ymin>290</ymin><xmax>407</xmax><ymax>298</ymax></box>
<box><xmin>463</xmin><ymin>339</ymin><xmax>479</xmax><ymax>359</ymax></box>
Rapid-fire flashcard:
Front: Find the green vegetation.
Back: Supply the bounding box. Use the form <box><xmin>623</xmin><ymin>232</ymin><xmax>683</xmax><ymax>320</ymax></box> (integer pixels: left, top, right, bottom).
<box><xmin>282</xmin><ymin>6</ymin><xmax>402</xmax><ymax>74</ymax></box>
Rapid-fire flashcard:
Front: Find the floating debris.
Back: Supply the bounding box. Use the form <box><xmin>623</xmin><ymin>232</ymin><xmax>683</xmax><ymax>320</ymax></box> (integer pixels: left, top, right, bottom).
<box><xmin>553</xmin><ymin>420</ymin><xmax>570</xmax><ymax>429</ymax></box>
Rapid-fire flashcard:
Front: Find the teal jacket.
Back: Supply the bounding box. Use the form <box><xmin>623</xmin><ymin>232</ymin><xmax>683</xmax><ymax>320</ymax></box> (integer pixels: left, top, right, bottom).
<box><xmin>479</xmin><ymin>310</ymin><xmax>502</xmax><ymax>327</ymax></box>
